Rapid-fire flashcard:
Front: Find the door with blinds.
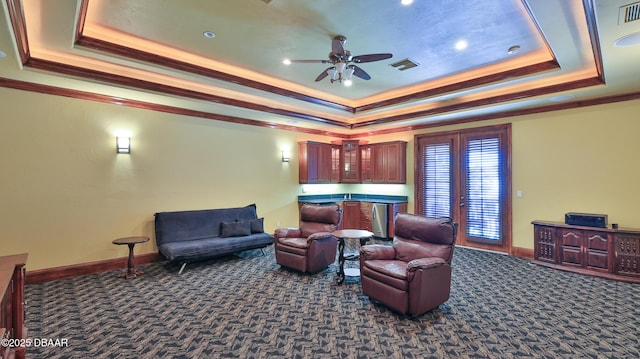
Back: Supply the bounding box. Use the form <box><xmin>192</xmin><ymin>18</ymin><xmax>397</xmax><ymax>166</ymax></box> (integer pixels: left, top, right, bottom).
<box><xmin>416</xmin><ymin>124</ymin><xmax>511</xmax><ymax>252</ymax></box>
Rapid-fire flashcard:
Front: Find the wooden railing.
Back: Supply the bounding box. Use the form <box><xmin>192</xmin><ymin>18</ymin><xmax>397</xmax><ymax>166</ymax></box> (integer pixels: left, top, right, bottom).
<box><xmin>0</xmin><ymin>253</ymin><xmax>28</xmax><ymax>359</ymax></box>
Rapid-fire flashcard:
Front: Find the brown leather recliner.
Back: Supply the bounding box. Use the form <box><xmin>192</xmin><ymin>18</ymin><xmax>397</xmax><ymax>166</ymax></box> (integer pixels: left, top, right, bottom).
<box><xmin>360</xmin><ymin>213</ymin><xmax>458</xmax><ymax>316</ymax></box>
<box><xmin>274</xmin><ymin>204</ymin><xmax>342</xmax><ymax>274</ymax></box>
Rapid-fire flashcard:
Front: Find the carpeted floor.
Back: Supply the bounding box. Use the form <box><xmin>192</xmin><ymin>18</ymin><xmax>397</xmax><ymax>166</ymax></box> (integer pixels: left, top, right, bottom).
<box><xmin>25</xmin><ymin>243</ymin><xmax>640</xmax><ymax>358</ymax></box>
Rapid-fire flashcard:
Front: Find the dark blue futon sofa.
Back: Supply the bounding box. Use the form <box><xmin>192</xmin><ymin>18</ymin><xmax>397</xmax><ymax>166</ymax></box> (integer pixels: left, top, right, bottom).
<box><xmin>154</xmin><ymin>204</ymin><xmax>274</xmax><ymax>273</ymax></box>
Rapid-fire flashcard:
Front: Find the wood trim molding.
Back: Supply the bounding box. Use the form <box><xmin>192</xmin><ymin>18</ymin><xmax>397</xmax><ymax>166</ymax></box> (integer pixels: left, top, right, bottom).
<box><xmin>582</xmin><ymin>0</ymin><xmax>606</xmax><ymax>81</ymax></box>
<box><xmin>73</xmin><ymin>0</ymin><xmax>352</xmax><ymax>114</ymax></box>
<box><xmin>0</xmin><ymin>76</ymin><xmax>350</xmax><ymax>138</ymax></box>
<box><xmin>354</xmin><ymin>60</ymin><xmax>560</xmax><ymax>113</ymax></box>
<box><xmin>351</xmin><ymin>77</ymin><xmax>604</xmax><ymax>128</ymax></box>
<box><xmin>2</xmin><ymin>0</ymin><xmax>636</xmax><ymax>139</ymax></box>
<box><xmin>346</xmin><ymin>90</ymin><xmax>640</xmax><ymax>138</ymax></box>
<box><xmin>25</xmin><ymin>58</ymin><xmax>350</xmax><ymax>129</ymax></box>
<box><xmin>511</xmin><ymin>247</ymin><xmax>534</xmax><ymax>260</ymax></box>
<box><xmin>68</xmin><ymin>0</ymin><xmax>602</xmax><ymax>117</ymax></box>
<box><xmin>71</xmin><ymin>1</ymin><xmax>566</xmax><ymax>115</ymax></box>
<box><xmin>74</xmin><ymin>33</ymin><xmax>562</xmax><ymax>116</ymax></box>
<box><xmin>25</xmin><ymin>252</ymin><xmax>164</xmax><ymax>284</ymax></box>
<box><xmin>76</xmin><ymin>35</ymin><xmax>355</xmax><ymax>114</ymax></box>
<box><xmin>2</xmin><ymin>72</ymin><xmax>639</xmax><ymax>141</ymax></box>
<box><xmin>5</xmin><ymin>0</ymin><xmax>29</xmax><ymax>64</ymax></box>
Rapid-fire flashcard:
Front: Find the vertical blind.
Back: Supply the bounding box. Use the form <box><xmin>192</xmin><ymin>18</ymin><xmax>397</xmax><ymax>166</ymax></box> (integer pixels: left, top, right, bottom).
<box><xmin>465</xmin><ymin>137</ymin><xmax>501</xmax><ymax>241</ymax></box>
<box><xmin>422</xmin><ymin>142</ymin><xmax>452</xmax><ymax>218</ymax></box>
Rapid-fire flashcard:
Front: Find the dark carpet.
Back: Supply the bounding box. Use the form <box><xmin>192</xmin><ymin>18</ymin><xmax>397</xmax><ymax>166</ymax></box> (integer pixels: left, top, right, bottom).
<box><xmin>25</xmin><ymin>243</ymin><xmax>640</xmax><ymax>358</ymax></box>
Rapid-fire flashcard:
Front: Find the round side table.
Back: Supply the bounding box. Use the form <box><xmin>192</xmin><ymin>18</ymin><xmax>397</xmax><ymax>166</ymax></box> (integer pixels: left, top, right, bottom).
<box><xmin>112</xmin><ymin>236</ymin><xmax>149</xmax><ymax>279</ymax></box>
<box><xmin>331</xmin><ymin>229</ymin><xmax>374</xmax><ymax>284</ymax></box>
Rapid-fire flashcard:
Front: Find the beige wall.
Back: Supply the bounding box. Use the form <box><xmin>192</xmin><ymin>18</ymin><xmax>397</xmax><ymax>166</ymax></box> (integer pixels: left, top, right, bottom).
<box><xmin>0</xmin><ymin>88</ymin><xmax>319</xmax><ymax>270</ymax></box>
<box><xmin>509</xmin><ymin>102</ymin><xmax>640</xmax><ymax>248</ymax></box>
<box><xmin>344</xmin><ymin>100</ymin><xmax>640</xmax><ymax>250</ymax></box>
<box><xmin>1</xmin><ymin>86</ymin><xmax>639</xmax><ymax>270</ymax></box>
<box><xmin>378</xmin><ymin>101</ymin><xmax>640</xmax><ymax>249</ymax></box>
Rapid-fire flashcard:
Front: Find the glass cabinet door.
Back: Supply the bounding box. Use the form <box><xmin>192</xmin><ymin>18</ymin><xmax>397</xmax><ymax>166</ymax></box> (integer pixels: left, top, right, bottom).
<box><xmin>341</xmin><ymin>140</ymin><xmax>360</xmax><ymax>183</ymax></box>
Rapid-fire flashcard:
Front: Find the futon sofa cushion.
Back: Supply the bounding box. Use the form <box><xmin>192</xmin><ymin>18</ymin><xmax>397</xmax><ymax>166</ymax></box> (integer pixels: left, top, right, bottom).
<box><xmin>221</xmin><ymin>221</ymin><xmax>252</xmax><ymax>237</ymax></box>
<box><xmin>159</xmin><ymin>233</ymin><xmax>273</xmax><ymax>262</ymax></box>
<box><xmin>154</xmin><ymin>204</ymin><xmax>274</xmax><ymax>263</ymax></box>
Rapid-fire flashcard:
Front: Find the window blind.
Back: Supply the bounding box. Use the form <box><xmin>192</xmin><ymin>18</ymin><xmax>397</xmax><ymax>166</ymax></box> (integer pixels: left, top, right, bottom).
<box><xmin>465</xmin><ymin>137</ymin><xmax>501</xmax><ymax>240</ymax></box>
<box><xmin>422</xmin><ymin>143</ymin><xmax>452</xmax><ymax>218</ymax></box>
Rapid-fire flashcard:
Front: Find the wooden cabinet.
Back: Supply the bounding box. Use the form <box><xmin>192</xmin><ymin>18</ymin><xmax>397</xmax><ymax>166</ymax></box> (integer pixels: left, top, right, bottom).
<box><xmin>532</xmin><ymin>221</ymin><xmax>640</xmax><ymax>283</ymax></box>
<box><xmin>362</xmin><ymin>141</ymin><xmax>406</xmax><ymax>184</ymax></box>
<box><xmin>361</xmin><ymin>145</ymin><xmax>372</xmax><ymax>182</ymax></box>
<box><xmin>559</xmin><ymin>228</ymin><xmax>609</xmax><ymax>271</ymax></box>
<box><xmin>388</xmin><ymin>202</ymin><xmax>408</xmax><ymax>238</ymax></box>
<box><xmin>340</xmin><ymin>140</ymin><xmax>360</xmax><ymax>183</ymax></box>
<box><xmin>534</xmin><ymin>225</ymin><xmax>557</xmax><ymax>264</ymax></box>
<box><xmin>298</xmin><ymin>141</ymin><xmax>339</xmax><ymax>184</ymax></box>
<box><xmin>340</xmin><ymin>201</ymin><xmax>361</xmax><ymax>229</ymax></box>
<box><xmin>0</xmin><ymin>253</ymin><xmax>28</xmax><ymax>359</ymax></box>
<box><xmin>359</xmin><ymin>202</ymin><xmax>373</xmax><ymax>232</ymax></box>
<box><xmin>299</xmin><ymin>140</ymin><xmax>405</xmax><ymax>184</ymax></box>
<box><xmin>616</xmin><ymin>233</ymin><xmax>640</xmax><ymax>277</ymax></box>
<box><xmin>331</xmin><ymin>145</ymin><xmax>340</xmax><ymax>182</ymax></box>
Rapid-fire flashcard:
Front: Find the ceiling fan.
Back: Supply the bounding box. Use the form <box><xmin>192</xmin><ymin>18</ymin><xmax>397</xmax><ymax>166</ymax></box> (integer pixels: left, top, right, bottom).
<box><xmin>285</xmin><ymin>35</ymin><xmax>393</xmax><ymax>85</ymax></box>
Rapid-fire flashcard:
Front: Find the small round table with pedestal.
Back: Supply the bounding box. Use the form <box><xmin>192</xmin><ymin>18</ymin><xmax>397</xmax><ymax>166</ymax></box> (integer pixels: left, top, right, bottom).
<box><xmin>331</xmin><ymin>229</ymin><xmax>374</xmax><ymax>284</ymax></box>
<box><xmin>112</xmin><ymin>236</ymin><xmax>149</xmax><ymax>279</ymax></box>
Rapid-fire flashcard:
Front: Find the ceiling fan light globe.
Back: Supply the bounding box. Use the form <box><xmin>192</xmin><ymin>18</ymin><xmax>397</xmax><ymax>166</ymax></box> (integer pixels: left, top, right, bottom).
<box><xmin>344</xmin><ymin>79</ymin><xmax>353</xmax><ymax>87</ymax></box>
<box><xmin>330</xmin><ymin>68</ymin><xmax>339</xmax><ymax>80</ymax></box>
<box><xmin>345</xmin><ymin>66</ymin><xmax>355</xmax><ymax>79</ymax></box>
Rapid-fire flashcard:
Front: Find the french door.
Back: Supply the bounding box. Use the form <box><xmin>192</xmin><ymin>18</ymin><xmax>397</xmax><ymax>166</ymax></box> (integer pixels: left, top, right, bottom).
<box><xmin>416</xmin><ymin>124</ymin><xmax>511</xmax><ymax>252</ymax></box>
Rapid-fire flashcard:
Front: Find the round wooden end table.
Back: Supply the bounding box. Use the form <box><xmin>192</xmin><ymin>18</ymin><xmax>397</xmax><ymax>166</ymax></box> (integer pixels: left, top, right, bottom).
<box><xmin>331</xmin><ymin>229</ymin><xmax>374</xmax><ymax>284</ymax></box>
<box><xmin>112</xmin><ymin>236</ymin><xmax>149</xmax><ymax>279</ymax></box>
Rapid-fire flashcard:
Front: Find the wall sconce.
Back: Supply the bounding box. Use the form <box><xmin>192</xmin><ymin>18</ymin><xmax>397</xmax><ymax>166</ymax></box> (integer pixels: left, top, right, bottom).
<box><xmin>116</xmin><ymin>136</ymin><xmax>131</xmax><ymax>154</ymax></box>
<box><xmin>281</xmin><ymin>149</ymin><xmax>291</xmax><ymax>162</ymax></box>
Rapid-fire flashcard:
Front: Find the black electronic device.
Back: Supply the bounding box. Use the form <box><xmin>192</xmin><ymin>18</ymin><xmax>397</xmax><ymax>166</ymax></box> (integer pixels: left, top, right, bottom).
<box><xmin>565</xmin><ymin>212</ymin><xmax>608</xmax><ymax>228</ymax></box>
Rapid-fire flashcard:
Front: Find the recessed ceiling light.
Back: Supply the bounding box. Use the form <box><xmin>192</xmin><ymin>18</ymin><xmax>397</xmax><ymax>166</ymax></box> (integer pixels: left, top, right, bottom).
<box><xmin>203</xmin><ymin>31</ymin><xmax>215</xmax><ymax>39</ymax></box>
<box><xmin>454</xmin><ymin>40</ymin><xmax>468</xmax><ymax>51</ymax></box>
<box><xmin>507</xmin><ymin>45</ymin><xmax>521</xmax><ymax>54</ymax></box>
<box><xmin>613</xmin><ymin>32</ymin><xmax>640</xmax><ymax>47</ymax></box>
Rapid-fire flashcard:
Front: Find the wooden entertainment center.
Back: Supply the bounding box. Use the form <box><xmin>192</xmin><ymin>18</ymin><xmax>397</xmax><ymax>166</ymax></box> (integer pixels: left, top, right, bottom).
<box><xmin>532</xmin><ymin>221</ymin><xmax>640</xmax><ymax>283</ymax></box>
<box><xmin>0</xmin><ymin>253</ymin><xmax>28</xmax><ymax>359</ymax></box>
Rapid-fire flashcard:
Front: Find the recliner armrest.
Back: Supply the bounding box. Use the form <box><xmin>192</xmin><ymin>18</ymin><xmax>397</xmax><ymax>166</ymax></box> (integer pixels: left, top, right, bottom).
<box><xmin>274</xmin><ymin>227</ymin><xmax>301</xmax><ymax>239</ymax></box>
<box><xmin>407</xmin><ymin>257</ymin><xmax>447</xmax><ymax>272</ymax></box>
<box><xmin>307</xmin><ymin>231</ymin><xmax>334</xmax><ymax>243</ymax></box>
<box><xmin>360</xmin><ymin>244</ymin><xmax>396</xmax><ymax>260</ymax></box>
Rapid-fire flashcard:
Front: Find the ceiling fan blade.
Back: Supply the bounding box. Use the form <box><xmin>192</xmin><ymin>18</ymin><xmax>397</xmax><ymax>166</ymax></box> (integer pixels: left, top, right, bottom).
<box><xmin>315</xmin><ymin>67</ymin><xmax>333</xmax><ymax>82</ymax></box>
<box><xmin>352</xmin><ymin>53</ymin><xmax>393</xmax><ymax>63</ymax></box>
<box><xmin>331</xmin><ymin>35</ymin><xmax>346</xmax><ymax>57</ymax></box>
<box><xmin>288</xmin><ymin>59</ymin><xmax>329</xmax><ymax>64</ymax></box>
<box><xmin>352</xmin><ymin>65</ymin><xmax>371</xmax><ymax>80</ymax></box>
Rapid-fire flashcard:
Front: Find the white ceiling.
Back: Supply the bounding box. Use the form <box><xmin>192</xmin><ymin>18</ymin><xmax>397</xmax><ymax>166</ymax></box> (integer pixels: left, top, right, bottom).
<box><xmin>0</xmin><ymin>0</ymin><xmax>639</xmax><ymax>136</ymax></box>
